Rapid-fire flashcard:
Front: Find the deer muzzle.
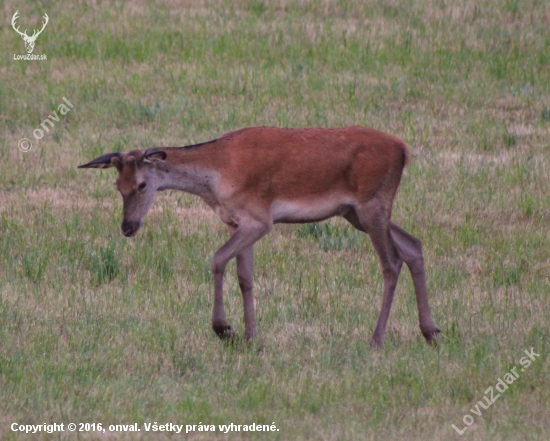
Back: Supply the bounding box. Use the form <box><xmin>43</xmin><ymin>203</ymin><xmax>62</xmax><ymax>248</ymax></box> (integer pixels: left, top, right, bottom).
<box><xmin>121</xmin><ymin>220</ymin><xmax>141</xmax><ymax>237</ymax></box>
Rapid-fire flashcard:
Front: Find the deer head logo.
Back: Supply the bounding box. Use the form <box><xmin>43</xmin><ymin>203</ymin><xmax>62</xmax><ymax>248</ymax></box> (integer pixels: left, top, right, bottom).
<box><xmin>11</xmin><ymin>11</ymin><xmax>49</xmax><ymax>54</ymax></box>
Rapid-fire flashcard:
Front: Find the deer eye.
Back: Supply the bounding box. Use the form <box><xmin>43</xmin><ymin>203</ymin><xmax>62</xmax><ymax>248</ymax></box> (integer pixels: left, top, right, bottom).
<box><xmin>137</xmin><ymin>182</ymin><xmax>147</xmax><ymax>191</ymax></box>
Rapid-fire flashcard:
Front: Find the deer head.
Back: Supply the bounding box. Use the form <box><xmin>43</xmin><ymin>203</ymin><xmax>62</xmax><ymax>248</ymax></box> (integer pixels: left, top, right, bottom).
<box><xmin>12</xmin><ymin>11</ymin><xmax>49</xmax><ymax>54</ymax></box>
<box><xmin>78</xmin><ymin>149</ymin><xmax>169</xmax><ymax>237</ymax></box>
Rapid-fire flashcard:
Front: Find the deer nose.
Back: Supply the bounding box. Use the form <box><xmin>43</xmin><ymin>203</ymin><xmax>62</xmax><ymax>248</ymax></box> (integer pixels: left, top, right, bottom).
<box><xmin>121</xmin><ymin>220</ymin><xmax>141</xmax><ymax>237</ymax></box>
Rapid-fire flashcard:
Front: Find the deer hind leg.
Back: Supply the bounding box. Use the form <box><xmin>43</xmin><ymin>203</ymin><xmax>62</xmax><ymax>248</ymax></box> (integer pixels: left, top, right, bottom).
<box><xmin>344</xmin><ymin>204</ymin><xmax>403</xmax><ymax>348</ymax></box>
<box><xmin>211</xmin><ymin>219</ymin><xmax>271</xmax><ymax>341</ymax></box>
<box><xmin>390</xmin><ymin>221</ymin><xmax>440</xmax><ymax>344</ymax></box>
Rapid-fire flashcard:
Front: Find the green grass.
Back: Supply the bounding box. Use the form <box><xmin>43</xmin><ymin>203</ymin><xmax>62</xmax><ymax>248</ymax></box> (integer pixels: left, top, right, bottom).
<box><xmin>1</xmin><ymin>0</ymin><xmax>549</xmax><ymax>439</ymax></box>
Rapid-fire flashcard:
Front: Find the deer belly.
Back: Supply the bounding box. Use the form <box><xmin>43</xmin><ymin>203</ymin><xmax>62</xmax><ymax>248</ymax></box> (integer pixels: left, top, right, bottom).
<box><xmin>270</xmin><ymin>198</ymin><xmax>352</xmax><ymax>223</ymax></box>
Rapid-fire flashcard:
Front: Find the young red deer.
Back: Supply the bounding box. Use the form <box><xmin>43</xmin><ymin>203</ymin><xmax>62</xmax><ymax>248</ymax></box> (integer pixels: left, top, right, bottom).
<box><xmin>79</xmin><ymin>126</ymin><xmax>440</xmax><ymax>347</ymax></box>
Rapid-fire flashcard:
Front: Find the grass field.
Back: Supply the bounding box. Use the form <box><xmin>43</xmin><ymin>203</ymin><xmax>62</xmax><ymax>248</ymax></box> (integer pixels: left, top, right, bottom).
<box><xmin>1</xmin><ymin>0</ymin><xmax>549</xmax><ymax>439</ymax></box>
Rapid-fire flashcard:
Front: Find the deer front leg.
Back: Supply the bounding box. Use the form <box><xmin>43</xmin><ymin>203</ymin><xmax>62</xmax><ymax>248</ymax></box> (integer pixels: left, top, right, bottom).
<box><xmin>211</xmin><ymin>256</ymin><xmax>234</xmax><ymax>340</ymax></box>
<box><xmin>236</xmin><ymin>245</ymin><xmax>256</xmax><ymax>341</ymax></box>
<box><xmin>210</xmin><ymin>219</ymin><xmax>271</xmax><ymax>341</ymax></box>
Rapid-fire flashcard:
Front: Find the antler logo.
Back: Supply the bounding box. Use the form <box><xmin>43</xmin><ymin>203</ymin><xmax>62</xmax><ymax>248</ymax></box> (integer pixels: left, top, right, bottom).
<box><xmin>12</xmin><ymin>10</ymin><xmax>49</xmax><ymax>54</ymax></box>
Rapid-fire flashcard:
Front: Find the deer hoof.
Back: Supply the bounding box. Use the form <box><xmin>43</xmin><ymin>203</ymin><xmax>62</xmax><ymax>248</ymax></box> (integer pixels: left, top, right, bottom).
<box><xmin>369</xmin><ymin>336</ymin><xmax>384</xmax><ymax>349</ymax></box>
<box><xmin>213</xmin><ymin>323</ymin><xmax>235</xmax><ymax>341</ymax></box>
<box><xmin>422</xmin><ymin>327</ymin><xmax>442</xmax><ymax>345</ymax></box>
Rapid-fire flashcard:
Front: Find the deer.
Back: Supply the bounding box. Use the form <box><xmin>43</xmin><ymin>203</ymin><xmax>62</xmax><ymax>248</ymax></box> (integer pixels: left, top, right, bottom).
<box><xmin>79</xmin><ymin>126</ymin><xmax>440</xmax><ymax>347</ymax></box>
<box><xmin>11</xmin><ymin>10</ymin><xmax>49</xmax><ymax>54</ymax></box>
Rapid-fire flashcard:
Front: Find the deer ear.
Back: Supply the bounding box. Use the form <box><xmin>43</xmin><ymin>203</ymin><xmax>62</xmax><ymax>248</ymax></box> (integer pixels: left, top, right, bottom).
<box><xmin>143</xmin><ymin>148</ymin><xmax>167</xmax><ymax>163</ymax></box>
<box><xmin>78</xmin><ymin>153</ymin><xmax>120</xmax><ymax>169</ymax></box>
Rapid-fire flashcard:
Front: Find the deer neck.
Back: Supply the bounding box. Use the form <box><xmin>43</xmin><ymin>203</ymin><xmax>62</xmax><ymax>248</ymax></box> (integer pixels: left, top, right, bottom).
<box><xmin>156</xmin><ymin>150</ymin><xmax>221</xmax><ymax>203</ymax></box>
